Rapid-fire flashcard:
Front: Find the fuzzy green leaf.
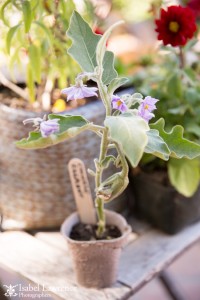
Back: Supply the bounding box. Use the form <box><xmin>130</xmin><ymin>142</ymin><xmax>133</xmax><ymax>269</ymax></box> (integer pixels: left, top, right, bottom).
<box><xmin>168</xmin><ymin>158</ymin><xmax>200</xmax><ymax>197</ymax></box>
<box><xmin>96</xmin><ymin>20</ymin><xmax>123</xmax><ymax>69</ymax></box>
<box><xmin>150</xmin><ymin>118</ymin><xmax>200</xmax><ymax>159</ymax></box>
<box><xmin>101</xmin><ymin>155</ymin><xmax>116</xmax><ymax>169</ymax></box>
<box><xmin>145</xmin><ymin>129</ymin><xmax>170</xmax><ymax>160</ymax></box>
<box><xmin>16</xmin><ymin>115</ymin><xmax>90</xmax><ymax>149</ymax></box>
<box><xmin>105</xmin><ymin>113</ymin><xmax>149</xmax><ymax>167</ymax></box>
<box><xmin>107</xmin><ymin>77</ymin><xmax>129</xmax><ymax>95</ymax></box>
<box><xmin>67</xmin><ymin>11</ymin><xmax>117</xmax><ymax>84</ymax></box>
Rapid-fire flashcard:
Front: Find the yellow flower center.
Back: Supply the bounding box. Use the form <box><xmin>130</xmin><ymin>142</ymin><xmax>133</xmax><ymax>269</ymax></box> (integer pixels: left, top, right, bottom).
<box><xmin>144</xmin><ymin>104</ymin><xmax>149</xmax><ymax>110</ymax></box>
<box><xmin>169</xmin><ymin>21</ymin><xmax>180</xmax><ymax>33</ymax></box>
<box><xmin>117</xmin><ymin>100</ymin><xmax>122</xmax><ymax>106</ymax></box>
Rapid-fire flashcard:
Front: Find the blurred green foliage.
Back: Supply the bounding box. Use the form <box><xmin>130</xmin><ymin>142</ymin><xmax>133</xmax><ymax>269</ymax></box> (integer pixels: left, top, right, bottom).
<box><xmin>0</xmin><ymin>0</ymin><xmax>82</xmax><ymax>103</ymax></box>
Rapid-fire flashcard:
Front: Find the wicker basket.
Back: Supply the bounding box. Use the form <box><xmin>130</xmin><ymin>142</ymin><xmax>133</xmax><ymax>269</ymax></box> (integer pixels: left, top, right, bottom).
<box><xmin>0</xmin><ymin>101</ymin><xmax>128</xmax><ymax>230</ymax></box>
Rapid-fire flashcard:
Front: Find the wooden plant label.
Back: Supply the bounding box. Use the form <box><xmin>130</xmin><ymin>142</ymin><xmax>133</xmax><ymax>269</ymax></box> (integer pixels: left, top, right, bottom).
<box><xmin>68</xmin><ymin>158</ymin><xmax>96</xmax><ymax>224</ymax></box>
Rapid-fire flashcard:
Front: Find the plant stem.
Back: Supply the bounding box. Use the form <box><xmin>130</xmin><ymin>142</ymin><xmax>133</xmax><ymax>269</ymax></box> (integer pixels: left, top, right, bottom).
<box><xmin>94</xmin><ymin>72</ymin><xmax>114</xmax><ymax>237</ymax></box>
<box><xmin>97</xmin><ymin>78</ymin><xmax>111</xmax><ymax>116</ymax></box>
<box><xmin>95</xmin><ymin>128</ymin><xmax>108</xmax><ymax>237</ymax></box>
<box><xmin>179</xmin><ymin>47</ymin><xmax>185</xmax><ymax>69</ymax></box>
<box><xmin>0</xmin><ymin>71</ymin><xmax>29</xmax><ymax>101</ymax></box>
<box><xmin>115</xmin><ymin>142</ymin><xmax>129</xmax><ymax>178</ymax></box>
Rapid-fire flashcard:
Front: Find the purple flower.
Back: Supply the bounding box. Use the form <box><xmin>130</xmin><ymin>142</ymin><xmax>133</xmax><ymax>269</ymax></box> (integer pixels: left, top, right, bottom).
<box><xmin>138</xmin><ymin>96</ymin><xmax>159</xmax><ymax>122</ymax></box>
<box><xmin>111</xmin><ymin>95</ymin><xmax>128</xmax><ymax>113</ymax></box>
<box><xmin>40</xmin><ymin>119</ymin><xmax>60</xmax><ymax>137</ymax></box>
<box><xmin>61</xmin><ymin>84</ymin><xmax>98</xmax><ymax>101</ymax></box>
<box><xmin>23</xmin><ymin>117</ymin><xmax>60</xmax><ymax>138</ymax></box>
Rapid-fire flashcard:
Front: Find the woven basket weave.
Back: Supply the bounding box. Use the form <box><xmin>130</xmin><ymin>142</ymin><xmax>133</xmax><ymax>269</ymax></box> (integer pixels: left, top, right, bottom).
<box><xmin>0</xmin><ymin>100</ymin><xmax>127</xmax><ymax>230</ymax></box>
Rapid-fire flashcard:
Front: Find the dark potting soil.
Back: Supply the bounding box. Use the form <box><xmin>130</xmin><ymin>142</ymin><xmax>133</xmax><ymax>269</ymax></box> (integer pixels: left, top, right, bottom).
<box><xmin>70</xmin><ymin>223</ymin><xmax>121</xmax><ymax>241</ymax></box>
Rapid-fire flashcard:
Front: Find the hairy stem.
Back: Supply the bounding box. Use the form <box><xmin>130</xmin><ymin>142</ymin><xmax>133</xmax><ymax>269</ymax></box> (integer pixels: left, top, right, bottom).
<box><xmin>95</xmin><ymin>128</ymin><xmax>108</xmax><ymax>237</ymax></box>
<box><xmin>97</xmin><ymin>78</ymin><xmax>111</xmax><ymax>116</ymax></box>
<box><xmin>114</xmin><ymin>142</ymin><xmax>129</xmax><ymax>178</ymax></box>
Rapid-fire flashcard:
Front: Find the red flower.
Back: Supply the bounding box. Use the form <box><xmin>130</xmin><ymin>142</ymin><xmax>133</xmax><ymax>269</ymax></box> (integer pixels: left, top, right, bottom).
<box><xmin>93</xmin><ymin>27</ymin><xmax>104</xmax><ymax>36</ymax></box>
<box><xmin>155</xmin><ymin>5</ymin><xmax>197</xmax><ymax>47</ymax></box>
<box><xmin>93</xmin><ymin>27</ymin><xmax>109</xmax><ymax>46</ymax></box>
<box><xmin>187</xmin><ymin>0</ymin><xmax>200</xmax><ymax>18</ymax></box>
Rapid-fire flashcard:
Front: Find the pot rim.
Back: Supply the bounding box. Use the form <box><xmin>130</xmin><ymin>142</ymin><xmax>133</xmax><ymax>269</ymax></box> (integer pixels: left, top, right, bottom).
<box><xmin>61</xmin><ymin>209</ymin><xmax>132</xmax><ymax>245</ymax></box>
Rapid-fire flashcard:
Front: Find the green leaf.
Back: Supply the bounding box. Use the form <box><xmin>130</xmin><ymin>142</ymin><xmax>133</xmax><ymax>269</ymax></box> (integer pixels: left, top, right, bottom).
<box><xmin>6</xmin><ymin>24</ymin><xmax>21</xmax><ymax>54</ymax></box>
<box><xmin>26</xmin><ymin>64</ymin><xmax>35</xmax><ymax>103</ymax></box>
<box><xmin>96</xmin><ymin>20</ymin><xmax>123</xmax><ymax>68</ymax></box>
<box><xmin>28</xmin><ymin>44</ymin><xmax>41</xmax><ymax>83</ymax></box>
<box><xmin>150</xmin><ymin>118</ymin><xmax>200</xmax><ymax>159</ymax></box>
<box><xmin>16</xmin><ymin>115</ymin><xmax>91</xmax><ymax>149</ymax></box>
<box><xmin>168</xmin><ymin>158</ymin><xmax>200</xmax><ymax>197</ymax></box>
<box><xmin>105</xmin><ymin>113</ymin><xmax>149</xmax><ymax>167</ymax></box>
<box><xmin>67</xmin><ymin>11</ymin><xmax>117</xmax><ymax>84</ymax></box>
<box><xmin>145</xmin><ymin>129</ymin><xmax>170</xmax><ymax>160</ymax></box>
<box><xmin>0</xmin><ymin>0</ymin><xmax>11</xmax><ymax>26</ymax></box>
<box><xmin>185</xmin><ymin>123</ymin><xmax>200</xmax><ymax>137</ymax></box>
<box><xmin>101</xmin><ymin>155</ymin><xmax>116</xmax><ymax>169</ymax></box>
<box><xmin>33</xmin><ymin>21</ymin><xmax>53</xmax><ymax>46</ymax></box>
<box><xmin>107</xmin><ymin>77</ymin><xmax>129</xmax><ymax>95</ymax></box>
<box><xmin>22</xmin><ymin>0</ymin><xmax>32</xmax><ymax>33</ymax></box>
<box><xmin>167</xmin><ymin>72</ymin><xmax>182</xmax><ymax>99</ymax></box>
<box><xmin>183</xmin><ymin>38</ymin><xmax>198</xmax><ymax>52</ymax></box>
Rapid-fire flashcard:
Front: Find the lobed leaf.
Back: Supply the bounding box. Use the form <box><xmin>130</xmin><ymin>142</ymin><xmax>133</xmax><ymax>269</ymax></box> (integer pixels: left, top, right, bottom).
<box><xmin>145</xmin><ymin>129</ymin><xmax>170</xmax><ymax>160</ymax></box>
<box><xmin>67</xmin><ymin>11</ymin><xmax>117</xmax><ymax>84</ymax></box>
<box><xmin>105</xmin><ymin>113</ymin><xmax>149</xmax><ymax>167</ymax></box>
<box><xmin>150</xmin><ymin>118</ymin><xmax>200</xmax><ymax>159</ymax></box>
<box><xmin>16</xmin><ymin>115</ymin><xmax>91</xmax><ymax>149</ymax></box>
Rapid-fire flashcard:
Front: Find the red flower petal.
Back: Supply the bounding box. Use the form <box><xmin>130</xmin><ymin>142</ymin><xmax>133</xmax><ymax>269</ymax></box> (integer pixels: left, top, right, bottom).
<box><xmin>155</xmin><ymin>5</ymin><xmax>197</xmax><ymax>47</ymax></box>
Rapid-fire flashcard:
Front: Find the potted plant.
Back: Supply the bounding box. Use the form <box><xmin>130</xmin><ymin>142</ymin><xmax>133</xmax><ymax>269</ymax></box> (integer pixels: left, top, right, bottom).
<box><xmin>129</xmin><ymin>4</ymin><xmax>200</xmax><ymax>233</ymax></box>
<box><xmin>0</xmin><ymin>0</ymin><xmax>119</xmax><ymax>230</ymax></box>
<box><xmin>16</xmin><ymin>10</ymin><xmax>200</xmax><ymax>288</ymax></box>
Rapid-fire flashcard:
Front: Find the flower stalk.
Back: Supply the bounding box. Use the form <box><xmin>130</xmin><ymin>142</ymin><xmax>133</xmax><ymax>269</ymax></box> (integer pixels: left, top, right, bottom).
<box><xmin>179</xmin><ymin>47</ymin><xmax>185</xmax><ymax>69</ymax></box>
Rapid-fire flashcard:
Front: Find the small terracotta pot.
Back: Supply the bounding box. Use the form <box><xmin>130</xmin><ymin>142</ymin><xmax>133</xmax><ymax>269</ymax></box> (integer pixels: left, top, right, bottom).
<box><xmin>61</xmin><ymin>210</ymin><xmax>131</xmax><ymax>288</ymax></box>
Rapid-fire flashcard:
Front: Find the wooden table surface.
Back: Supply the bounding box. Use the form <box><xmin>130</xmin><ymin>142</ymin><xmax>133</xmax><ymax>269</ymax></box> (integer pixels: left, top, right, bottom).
<box><xmin>0</xmin><ymin>216</ymin><xmax>200</xmax><ymax>300</ymax></box>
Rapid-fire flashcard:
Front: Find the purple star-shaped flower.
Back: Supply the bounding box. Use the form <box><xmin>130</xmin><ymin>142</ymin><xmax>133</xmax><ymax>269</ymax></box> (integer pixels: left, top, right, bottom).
<box><xmin>111</xmin><ymin>95</ymin><xmax>128</xmax><ymax>113</ymax></box>
<box><xmin>138</xmin><ymin>96</ymin><xmax>159</xmax><ymax>122</ymax></box>
<box><xmin>61</xmin><ymin>84</ymin><xmax>98</xmax><ymax>101</ymax></box>
<box><xmin>23</xmin><ymin>117</ymin><xmax>60</xmax><ymax>137</ymax></box>
<box><xmin>40</xmin><ymin>119</ymin><xmax>60</xmax><ymax>137</ymax></box>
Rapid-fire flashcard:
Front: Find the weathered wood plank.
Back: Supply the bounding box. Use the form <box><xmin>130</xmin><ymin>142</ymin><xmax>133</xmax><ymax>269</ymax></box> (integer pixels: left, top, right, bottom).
<box><xmin>118</xmin><ymin>219</ymin><xmax>200</xmax><ymax>292</ymax></box>
<box><xmin>0</xmin><ymin>231</ymin><xmax>130</xmax><ymax>300</ymax></box>
<box><xmin>1</xmin><ymin>218</ymin><xmax>200</xmax><ymax>299</ymax></box>
<box><xmin>35</xmin><ymin>232</ymin><xmax>68</xmax><ymax>252</ymax></box>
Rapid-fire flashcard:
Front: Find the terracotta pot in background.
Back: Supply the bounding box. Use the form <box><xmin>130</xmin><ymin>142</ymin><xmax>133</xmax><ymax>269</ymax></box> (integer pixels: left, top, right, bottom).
<box><xmin>61</xmin><ymin>210</ymin><xmax>131</xmax><ymax>288</ymax></box>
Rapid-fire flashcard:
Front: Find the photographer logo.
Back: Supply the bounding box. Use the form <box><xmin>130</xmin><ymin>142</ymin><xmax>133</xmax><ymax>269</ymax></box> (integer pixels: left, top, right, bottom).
<box><xmin>3</xmin><ymin>284</ymin><xmax>18</xmax><ymax>297</ymax></box>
